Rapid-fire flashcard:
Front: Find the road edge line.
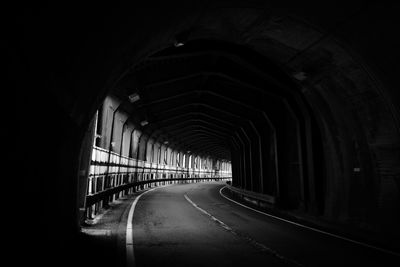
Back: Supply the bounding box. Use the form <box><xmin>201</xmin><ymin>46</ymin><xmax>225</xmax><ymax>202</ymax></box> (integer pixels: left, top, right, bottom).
<box><xmin>126</xmin><ymin>184</ymin><xmax>171</xmax><ymax>267</ymax></box>
<box><xmin>184</xmin><ymin>193</ymin><xmax>303</xmax><ymax>266</ymax></box>
<box><xmin>219</xmin><ymin>185</ymin><xmax>400</xmax><ymax>257</ymax></box>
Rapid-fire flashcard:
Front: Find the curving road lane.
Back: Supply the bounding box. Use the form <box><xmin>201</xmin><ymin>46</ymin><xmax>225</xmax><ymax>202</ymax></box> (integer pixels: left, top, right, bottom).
<box><xmin>129</xmin><ymin>182</ymin><xmax>399</xmax><ymax>267</ymax></box>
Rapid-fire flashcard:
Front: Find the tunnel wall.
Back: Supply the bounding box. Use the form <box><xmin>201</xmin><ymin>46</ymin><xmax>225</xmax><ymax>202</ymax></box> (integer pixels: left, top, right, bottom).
<box><xmin>82</xmin><ymin>96</ymin><xmax>232</xmax><ymax>219</ymax></box>
<box><xmin>161</xmin><ymin>4</ymin><xmax>400</xmax><ymax>246</ymax></box>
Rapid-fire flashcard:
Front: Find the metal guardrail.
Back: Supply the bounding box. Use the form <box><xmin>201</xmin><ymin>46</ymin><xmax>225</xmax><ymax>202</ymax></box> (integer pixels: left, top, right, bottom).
<box><xmin>224</xmin><ymin>184</ymin><xmax>276</xmax><ymax>207</ymax></box>
<box><xmin>86</xmin><ymin>146</ymin><xmax>232</xmax><ymax>219</ymax></box>
<box><xmin>86</xmin><ymin>177</ymin><xmax>232</xmax><ymax>207</ymax></box>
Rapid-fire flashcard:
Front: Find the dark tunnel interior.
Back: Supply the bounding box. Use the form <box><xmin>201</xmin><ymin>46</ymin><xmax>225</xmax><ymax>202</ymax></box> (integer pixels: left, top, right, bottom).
<box><xmin>7</xmin><ymin>2</ymin><xmax>400</xmax><ymax>266</ymax></box>
<box><xmin>110</xmin><ymin>38</ymin><xmax>327</xmax><ymax>211</ymax></box>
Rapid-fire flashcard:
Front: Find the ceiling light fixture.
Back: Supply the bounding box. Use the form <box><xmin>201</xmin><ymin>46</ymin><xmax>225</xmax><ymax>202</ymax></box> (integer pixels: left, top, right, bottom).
<box><xmin>174</xmin><ymin>41</ymin><xmax>184</xmax><ymax>47</ymax></box>
<box><xmin>128</xmin><ymin>93</ymin><xmax>140</xmax><ymax>103</ymax></box>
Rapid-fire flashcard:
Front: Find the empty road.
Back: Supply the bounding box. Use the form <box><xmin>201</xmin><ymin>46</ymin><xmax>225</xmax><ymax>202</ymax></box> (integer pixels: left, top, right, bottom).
<box><xmin>128</xmin><ymin>182</ymin><xmax>399</xmax><ymax>266</ymax></box>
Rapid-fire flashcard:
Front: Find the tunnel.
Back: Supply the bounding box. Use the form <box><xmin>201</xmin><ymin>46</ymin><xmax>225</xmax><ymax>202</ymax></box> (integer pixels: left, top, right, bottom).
<box><xmin>8</xmin><ymin>2</ymin><xmax>400</xmax><ymax>267</ymax></box>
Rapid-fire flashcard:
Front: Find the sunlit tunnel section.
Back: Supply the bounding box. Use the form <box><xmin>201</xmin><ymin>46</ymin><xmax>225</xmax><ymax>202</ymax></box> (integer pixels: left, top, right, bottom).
<box><xmin>83</xmin><ymin>95</ymin><xmax>232</xmax><ymax>220</ymax></box>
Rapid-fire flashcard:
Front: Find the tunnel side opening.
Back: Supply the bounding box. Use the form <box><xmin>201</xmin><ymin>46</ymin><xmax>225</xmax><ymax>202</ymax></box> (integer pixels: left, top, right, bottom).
<box><xmin>78</xmin><ymin>93</ymin><xmax>233</xmax><ymax>220</ymax></box>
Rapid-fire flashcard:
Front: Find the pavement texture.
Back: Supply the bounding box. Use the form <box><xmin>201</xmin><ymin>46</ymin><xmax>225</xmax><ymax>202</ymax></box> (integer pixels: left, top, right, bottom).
<box><xmin>81</xmin><ymin>182</ymin><xmax>399</xmax><ymax>267</ymax></box>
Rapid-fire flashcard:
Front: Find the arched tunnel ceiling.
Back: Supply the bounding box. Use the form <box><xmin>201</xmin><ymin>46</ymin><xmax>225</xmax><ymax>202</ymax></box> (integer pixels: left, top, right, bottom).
<box><xmin>112</xmin><ymin>40</ymin><xmax>307</xmax><ymax>161</ymax></box>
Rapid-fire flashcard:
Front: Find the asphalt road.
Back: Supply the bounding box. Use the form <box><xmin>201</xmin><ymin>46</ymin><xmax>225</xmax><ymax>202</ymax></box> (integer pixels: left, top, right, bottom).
<box><xmin>129</xmin><ymin>182</ymin><xmax>399</xmax><ymax>267</ymax></box>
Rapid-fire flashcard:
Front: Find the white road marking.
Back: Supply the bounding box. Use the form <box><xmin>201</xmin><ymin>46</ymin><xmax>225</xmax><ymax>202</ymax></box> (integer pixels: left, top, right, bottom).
<box><xmin>184</xmin><ymin>194</ymin><xmax>234</xmax><ymax>233</ymax></box>
<box><xmin>219</xmin><ymin>185</ymin><xmax>400</xmax><ymax>257</ymax></box>
<box><xmin>184</xmin><ymin>193</ymin><xmax>303</xmax><ymax>266</ymax></box>
<box><xmin>126</xmin><ymin>185</ymin><xmax>171</xmax><ymax>267</ymax></box>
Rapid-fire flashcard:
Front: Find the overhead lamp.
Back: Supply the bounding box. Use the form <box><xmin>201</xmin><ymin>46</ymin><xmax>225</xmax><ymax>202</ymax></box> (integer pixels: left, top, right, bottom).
<box><xmin>174</xmin><ymin>30</ymin><xmax>189</xmax><ymax>48</ymax></box>
<box><xmin>140</xmin><ymin>120</ymin><xmax>148</xmax><ymax>126</ymax></box>
<box><xmin>174</xmin><ymin>41</ymin><xmax>184</xmax><ymax>47</ymax></box>
<box><xmin>128</xmin><ymin>93</ymin><xmax>140</xmax><ymax>103</ymax></box>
